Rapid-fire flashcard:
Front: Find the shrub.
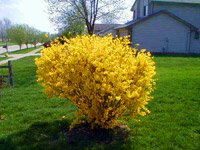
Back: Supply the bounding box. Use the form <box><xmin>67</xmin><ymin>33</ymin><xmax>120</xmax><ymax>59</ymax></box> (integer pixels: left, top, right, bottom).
<box><xmin>35</xmin><ymin>35</ymin><xmax>156</xmax><ymax>129</ymax></box>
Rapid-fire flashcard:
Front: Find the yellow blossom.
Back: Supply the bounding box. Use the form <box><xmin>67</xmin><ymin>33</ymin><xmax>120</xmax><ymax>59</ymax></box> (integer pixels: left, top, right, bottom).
<box><xmin>35</xmin><ymin>35</ymin><xmax>156</xmax><ymax>129</ymax></box>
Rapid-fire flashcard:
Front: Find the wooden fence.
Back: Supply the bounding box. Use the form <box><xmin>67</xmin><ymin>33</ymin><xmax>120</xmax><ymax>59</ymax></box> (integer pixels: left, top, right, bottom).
<box><xmin>0</xmin><ymin>61</ymin><xmax>14</xmax><ymax>87</ymax></box>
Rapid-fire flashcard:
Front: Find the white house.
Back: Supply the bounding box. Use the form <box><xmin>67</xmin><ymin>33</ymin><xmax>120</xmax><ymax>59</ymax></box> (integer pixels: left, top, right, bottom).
<box><xmin>115</xmin><ymin>0</ymin><xmax>200</xmax><ymax>54</ymax></box>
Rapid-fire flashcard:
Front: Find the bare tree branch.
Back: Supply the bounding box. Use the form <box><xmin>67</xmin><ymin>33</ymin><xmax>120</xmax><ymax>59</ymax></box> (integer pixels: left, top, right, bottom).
<box><xmin>46</xmin><ymin>0</ymin><xmax>125</xmax><ymax>34</ymax></box>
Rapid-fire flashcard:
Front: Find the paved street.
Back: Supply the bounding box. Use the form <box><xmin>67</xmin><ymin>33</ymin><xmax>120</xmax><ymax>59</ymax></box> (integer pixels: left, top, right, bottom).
<box><xmin>0</xmin><ymin>44</ymin><xmax>41</xmax><ymax>54</ymax></box>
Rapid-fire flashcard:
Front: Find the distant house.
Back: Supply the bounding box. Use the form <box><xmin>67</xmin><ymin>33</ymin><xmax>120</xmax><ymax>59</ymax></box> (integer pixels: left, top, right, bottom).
<box><xmin>94</xmin><ymin>24</ymin><xmax>121</xmax><ymax>36</ymax></box>
<box><xmin>115</xmin><ymin>0</ymin><xmax>200</xmax><ymax>54</ymax></box>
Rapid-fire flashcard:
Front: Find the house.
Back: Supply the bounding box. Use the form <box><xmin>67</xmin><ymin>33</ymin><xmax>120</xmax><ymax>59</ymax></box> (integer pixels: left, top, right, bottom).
<box><xmin>115</xmin><ymin>0</ymin><xmax>200</xmax><ymax>54</ymax></box>
<box><xmin>94</xmin><ymin>24</ymin><xmax>121</xmax><ymax>35</ymax></box>
<box><xmin>95</xmin><ymin>25</ymin><xmax>122</xmax><ymax>36</ymax></box>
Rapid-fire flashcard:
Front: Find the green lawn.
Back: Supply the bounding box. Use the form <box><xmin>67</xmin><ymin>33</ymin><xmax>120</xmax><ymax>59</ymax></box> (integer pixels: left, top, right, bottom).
<box><xmin>0</xmin><ymin>56</ymin><xmax>200</xmax><ymax>150</ymax></box>
<box><xmin>7</xmin><ymin>46</ymin><xmax>41</xmax><ymax>54</ymax></box>
<box><xmin>0</xmin><ymin>57</ymin><xmax>10</xmax><ymax>61</ymax></box>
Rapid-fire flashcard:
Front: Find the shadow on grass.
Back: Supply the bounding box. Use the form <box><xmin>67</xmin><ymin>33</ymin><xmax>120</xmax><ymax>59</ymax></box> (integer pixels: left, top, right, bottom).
<box><xmin>0</xmin><ymin>120</ymin><xmax>132</xmax><ymax>150</ymax></box>
<box><xmin>152</xmin><ymin>52</ymin><xmax>200</xmax><ymax>58</ymax></box>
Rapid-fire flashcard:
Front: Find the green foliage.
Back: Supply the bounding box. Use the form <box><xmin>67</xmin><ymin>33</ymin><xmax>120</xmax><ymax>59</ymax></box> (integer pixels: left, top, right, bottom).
<box><xmin>7</xmin><ymin>24</ymin><xmax>26</xmax><ymax>49</ymax></box>
<box><xmin>29</xmin><ymin>28</ymin><xmax>40</xmax><ymax>47</ymax></box>
<box><xmin>37</xmin><ymin>32</ymin><xmax>50</xmax><ymax>44</ymax></box>
<box><xmin>61</xmin><ymin>21</ymin><xmax>85</xmax><ymax>38</ymax></box>
<box><xmin>23</xmin><ymin>25</ymin><xmax>38</xmax><ymax>48</ymax></box>
<box><xmin>60</xmin><ymin>11</ymin><xmax>85</xmax><ymax>38</ymax></box>
<box><xmin>7</xmin><ymin>24</ymin><xmax>51</xmax><ymax>49</ymax></box>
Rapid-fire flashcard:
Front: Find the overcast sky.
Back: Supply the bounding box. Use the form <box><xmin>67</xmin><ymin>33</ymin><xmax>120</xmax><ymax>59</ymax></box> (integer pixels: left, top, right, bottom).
<box><xmin>0</xmin><ymin>0</ymin><xmax>135</xmax><ymax>34</ymax></box>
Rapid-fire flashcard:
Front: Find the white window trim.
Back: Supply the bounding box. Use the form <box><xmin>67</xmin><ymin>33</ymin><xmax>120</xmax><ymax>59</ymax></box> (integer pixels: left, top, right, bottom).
<box><xmin>144</xmin><ymin>5</ymin><xmax>148</xmax><ymax>16</ymax></box>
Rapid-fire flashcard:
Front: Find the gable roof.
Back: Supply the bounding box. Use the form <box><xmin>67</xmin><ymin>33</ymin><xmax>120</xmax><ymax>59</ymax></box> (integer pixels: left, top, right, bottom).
<box><xmin>130</xmin><ymin>1</ymin><xmax>137</xmax><ymax>11</ymax></box>
<box><xmin>151</xmin><ymin>0</ymin><xmax>200</xmax><ymax>4</ymax></box>
<box><xmin>115</xmin><ymin>10</ymin><xmax>198</xmax><ymax>30</ymax></box>
<box><xmin>131</xmin><ymin>0</ymin><xmax>200</xmax><ymax>11</ymax></box>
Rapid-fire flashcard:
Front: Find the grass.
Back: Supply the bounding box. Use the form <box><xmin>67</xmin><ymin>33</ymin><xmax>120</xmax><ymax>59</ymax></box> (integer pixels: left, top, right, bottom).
<box><xmin>7</xmin><ymin>46</ymin><xmax>41</xmax><ymax>54</ymax></box>
<box><xmin>0</xmin><ymin>57</ymin><xmax>10</xmax><ymax>61</ymax></box>
<box><xmin>0</xmin><ymin>55</ymin><xmax>200</xmax><ymax>149</ymax></box>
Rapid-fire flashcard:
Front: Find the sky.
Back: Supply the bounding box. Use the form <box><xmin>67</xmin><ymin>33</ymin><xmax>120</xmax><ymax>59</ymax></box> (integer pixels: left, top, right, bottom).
<box><xmin>0</xmin><ymin>0</ymin><xmax>135</xmax><ymax>34</ymax></box>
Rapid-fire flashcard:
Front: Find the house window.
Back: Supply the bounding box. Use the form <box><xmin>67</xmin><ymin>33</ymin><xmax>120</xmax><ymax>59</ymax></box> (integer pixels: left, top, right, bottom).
<box><xmin>144</xmin><ymin>5</ymin><xmax>148</xmax><ymax>16</ymax></box>
<box><xmin>194</xmin><ymin>31</ymin><xmax>199</xmax><ymax>39</ymax></box>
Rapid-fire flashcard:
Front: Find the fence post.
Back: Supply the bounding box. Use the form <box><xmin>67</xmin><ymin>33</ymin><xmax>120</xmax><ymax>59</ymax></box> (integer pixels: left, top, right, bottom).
<box><xmin>8</xmin><ymin>61</ymin><xmax>14</xmax><ymax>87</ymax></box>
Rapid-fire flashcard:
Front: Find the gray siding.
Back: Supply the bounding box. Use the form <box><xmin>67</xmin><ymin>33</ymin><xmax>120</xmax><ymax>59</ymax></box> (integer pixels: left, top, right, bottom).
<box><xmin>132</xmin><ymin>1</ymin><xmax>138</xmax><ymax>20</ymax></box>
<box><xmin>138</xmin><ymin>0</ymin><xmax>150</xmax><ymax>18</ymax></box>
<box><xmin>132</xmin><ymin>13</ymin><xmax>190</xmax><ymax>53</ymax></box>
<box><xmin>191</xmin><ymin>32</ymin><xmax>200</xmax><ymax>53</ymax></box>
<box><xmin>134</xmin><ymin>0</ymin><xmax>151</xmax><ymax>19</ymax></box>
<box><xmin>153</xmin><ymin>2</ymin><xmax>200</xmax><ymax>28</ymax></box>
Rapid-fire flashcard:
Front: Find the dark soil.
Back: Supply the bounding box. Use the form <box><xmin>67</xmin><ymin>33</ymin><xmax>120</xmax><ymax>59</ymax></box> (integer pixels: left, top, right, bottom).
<box><xmin>65</xmin><ymin>123</ymin><xmax>130</xmax><ymax>146</ymax></box>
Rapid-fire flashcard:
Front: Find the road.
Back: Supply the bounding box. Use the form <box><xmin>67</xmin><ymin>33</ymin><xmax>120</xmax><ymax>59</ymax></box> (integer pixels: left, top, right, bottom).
<box><xmin>0</xmin><ymin>44</ymin><xmax>41</xmax><ymax>54</ymax></box>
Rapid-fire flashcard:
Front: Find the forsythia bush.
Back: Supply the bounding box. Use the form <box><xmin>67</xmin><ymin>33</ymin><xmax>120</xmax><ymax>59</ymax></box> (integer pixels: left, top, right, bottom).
<box><xmin>35</xmin><ymin>35</ymin><xmax>156</xmax><ymax>129</ymax></box>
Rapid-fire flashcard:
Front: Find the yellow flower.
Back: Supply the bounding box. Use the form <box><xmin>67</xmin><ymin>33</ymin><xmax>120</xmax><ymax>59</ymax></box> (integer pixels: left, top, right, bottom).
<box><xmin>44</xmin><ymin>33</ymin><xmax>48</xmax><ymax>38</ymax></box>
<box><xmin>35</xmin><ymin>34</ymin><xmax>156</xmax><ymax>129</ymax></box>
<box><xmin>115</xmin><ymin>96</ymin><xmax>121</xmax><ymax>101</ymax></box>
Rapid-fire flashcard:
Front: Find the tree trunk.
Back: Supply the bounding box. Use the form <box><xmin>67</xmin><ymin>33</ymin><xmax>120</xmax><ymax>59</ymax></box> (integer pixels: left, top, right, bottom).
<box><xmin>88</xmin><ymin>30</ymin><xmax>93</xmax><ymax>35</ymax></box>
<box><xmin>86</xmin><ymin>21</ymin><xmax>94</xmax><ymax>35</ymax></box>
<box><xmin>19</xmin><ymin>45</ymin><xmax>21</xmax><ymax>50</ymax></box>
<box><xmin>6</xmin><ymin>41</ymin><xmax>8</xmax><ymax>53</ymax></box>
<box><xmin>26</xmin><ymin>43</ymin><xmax>28</xmax><ymax>49</ymax></box>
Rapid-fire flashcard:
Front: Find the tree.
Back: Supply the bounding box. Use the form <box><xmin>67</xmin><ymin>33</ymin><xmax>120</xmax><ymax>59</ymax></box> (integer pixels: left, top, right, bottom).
<box><xmin>100</xmin><ymin>13</ymin><xmax>118</xmax><ymax>24</ymax></box>
<box><xmin>3</xmin><ymin>18</ymin><xmax>12</xmax><ymax>42</ymax></box>
<box><xmin>59</xmin><ymin>11</ymin><xmax>85</xmax><ymax>38</ymax></box>
<box><xmin>0</xmin><ymin>18</ymin><xmax>12</xmax><ymax>42</ymax></box>
<box><xmin>38</xmin><ymin>32</ymin><xmax>50</xmax><ymax>44</ymax></box>
<box><xmin>7</xmin><ymin>25</ymin><xmax>26</xmax><ymax>50</ymax></box>
<box><xmin>46</xmin><ymin>0</ymin><xmax>124</xmax><ymax>35</ymax></box>
<box><xmin>0</xmin><ymin>20</ymin><xmax>5</xmax><ymax>42</ymax></box>
<box><xmin>23</xmin><ymin>25</ymin><xmax>35</xmax><ymax>48</ymax></box>
<box><xmin>28</xmin><ymin>28</ymin><xmax>40</xmax><ymax>48</ymax></box>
